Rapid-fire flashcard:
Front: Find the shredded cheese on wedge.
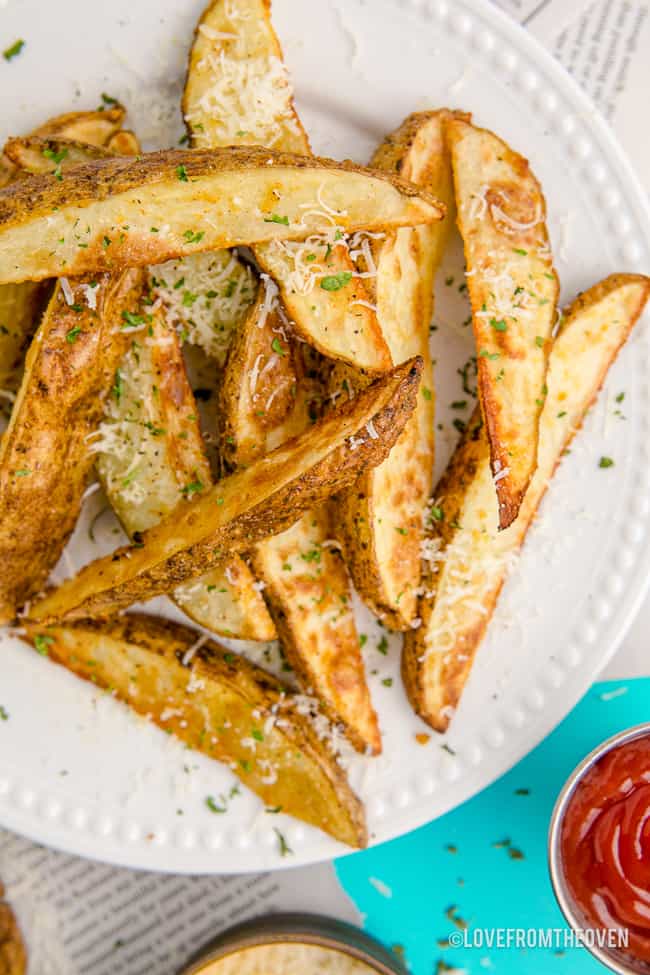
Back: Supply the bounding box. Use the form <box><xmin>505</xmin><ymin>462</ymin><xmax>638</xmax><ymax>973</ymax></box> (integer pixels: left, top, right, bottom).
<box><xmin>150</xmin><ymin>251</ymin><xmax>255</xmax><ymax>365</ymax></box>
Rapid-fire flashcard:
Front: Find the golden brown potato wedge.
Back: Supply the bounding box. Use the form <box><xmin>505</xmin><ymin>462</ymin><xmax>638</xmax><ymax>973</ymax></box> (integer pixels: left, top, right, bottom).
<box><xmin>446</xmin><ymin>117</ymin><xmax>559</xmax><ymax>529</ymax></box>
<box><xmin>183</xmin><ymin>0</ymin><xmax>391</xmax><ymax>373</ymax></box>
<box><xmin>0</xmin><ymin>268</ymin><xmax>144</xmax><ymax>622</ymax></box>
<box><xmin>0</xmin><ymin>282</ymin><xmax>48</xmax><ymax>399</ymax></box>
<box><xmin>0</xmin><ymin>882</ymin><xmax>26</xmax><ymax>975</ymax></box>
<box><xmin>95</xmin><ymin>307</ymin><xmax>276</xmax><ymax>641</ymax></box>
<box><xmin>4</xmin><ymin>135</ymin><xmax>114</xmax><ymax>174</ymax></box>
<box><xmin>23</xmin><ymin>614</ymin><xmax>366</xmax><ymax>848</ymax></box>
<box><xmin>0</xmin><ymin>147</ymin><xmax>443</xmax><ymax>286</ymax></box>
<box><xmin>219</xmin><ymin>280</ymin><xmax>322</xmax><ymax>467</ymax></box>
<box><xmin>336</xmin><ymin>110</ymin><xmax>466</xmax><ymax>629</ymax></box>
<box><xmin>0</xmin><ymin>110</ymin><xmax>127</xmax><ymax>398</ymax></box>
<box><xmin>27</xmin><ymin>358</ymin><xmax>422</xmax><ymax>623</ymax></box>
<box><xmin>221</xmin><ymin>278</ymin><xmax>381</xmax><ymax>753</ymax></box>
<box><xmin>403</xmin><ymin>273</ymin><xmax>650</xmax><ymax>731</ymax></box>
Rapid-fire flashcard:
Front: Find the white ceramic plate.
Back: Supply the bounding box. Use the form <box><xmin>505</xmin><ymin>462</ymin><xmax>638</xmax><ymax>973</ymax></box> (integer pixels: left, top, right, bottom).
<box><xmin>1</xmin><ymin>0</ymin><xmax>649</xmax><ymax>874</ymax></box>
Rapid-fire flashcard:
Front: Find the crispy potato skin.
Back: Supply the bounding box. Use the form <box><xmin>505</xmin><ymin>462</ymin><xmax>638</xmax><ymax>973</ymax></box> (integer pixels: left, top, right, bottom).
<box><xmin>221</xmin><ymin>288</ymin><xmax>381</xmax><ymax>754</ymax></box>
<box><xmin>0</xmin><ymin>147</ymin><xmax>443</xmax><ymax>286</ymax></box>
<box><xmin>0</xmin><ymin>883</ymin><xmax>26</xmax><ymax>975</ymax></box>
<box><xmin>183</xmin><ymin>0</ymin><xmax>391</xmax><ymax>371</ymax></box>
<box><xmin>23</xmin><ymin>614</ymin><xmax>367</xmax><ymax>848</ymax></box>
<box><xmin>403</xmin><ymin>274</ymin><xmax>650</xmax><ymax>731</ymax></box>
<box><xmin>0</xmin><ymin>111</ymin><xmax>126</xmax><ymax>397</ymax></box>
<box><xmin>336</xmin><ymin>110</ymin><xmax>466</xmax><ymax>628</ymax></box>
<box><xmin>0</xmin><ymin>269</ymin><xmax>144</xmax><ymax>621</ymax></box>
<box><xmin>27</xmin><ymin>359</ymin><xmax>422</xmax><ymax>624</ymax></box>
<box><xmin>218</xmin><ymin>287</ymin><xmax>322</xmax><ymax>468</ymax></box>
<box><xmin>446</xmin><ymin>117</ymin><xmax>559</xmax><ymax>529</ymax></box>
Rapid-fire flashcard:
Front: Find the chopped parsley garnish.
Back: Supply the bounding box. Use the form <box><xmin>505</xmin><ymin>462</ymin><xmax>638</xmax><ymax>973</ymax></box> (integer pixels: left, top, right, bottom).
<box><xmin>176</xmin><ymin>164</ymin><xmax>188</xmax><ymax>181</ymax></box>
<box><xmin>182</xmin><ymin>479</ymin><xmax>204</xmax><ymax>497</ymax></box>
<box><xmin>490</xmin><ymin>318</ymin><xmax>507</xmax><ymax>332</ymax></box>
<box><xmin>0</xmin><ymin>706</ymin><xmax>8</xmax><ymax>721</ymax></box>
<box><xmin>183</xmin><ymin>229</ymin><xmax>204</xmax><ymax>244</ymax></box>
<box><xmin>377</xmin><ymin>635</ymin><xmax>389</xmax><ymax>655</ymax></box>
<box><xmin>34</xmin><ymin>634</ymin><xmax>54</xmax><ymax>656</ymax></box>
<box><xmin>3</xmin><ymin>39</ymin><xmax>25</xmax><ymax>61</ymax></box>
<box><xmin>251</xmin><ymin>728</ymin><xmax>264</xmax><ymax>742</ymax></box>
<box><xmin>395</xmin><ymin>526</ymin><xmax>408</xmax><ymax>536</ymax></box>
<box><xmin>274</xmin><ymin>828</ymin><xmax>293</xmax><ymax>857</ymax></box>
<box><xmin>320</xmin><ymin>271</ymin><xmax>352</xmax><ymax>292</ymax></box>
<box><xmin>616</xmin><ymin>392</ymin><xmax>625</xmax><ymax>403</ymax></box>
<box><xmin>43</xmin><ymin>146</ymin><xmax>68</xmax><ymax>165</ymax></box>
<box><xmin>121</xmin><ymin>310</ymin><xmax>149</xmax><ymax>329</ymax></box>
<box><xmin>205</xmin><ymin>795</ymin><xmax>226</xmax><ymax>814</ymax></box>
<box><xmin>264</xmin><ymin>213</ymin><xmax>290</xmax><ymax>226</ymax></box>
<box><xmin>451</xmin><ymin>400</ymin><xmax>467</xmax><ymax>410</ymax></box>
<box><xmin>66</xmin><ymin>326</ymin><xmax>82</xmax><ymax>344</ymax></box>
<box><xmin>382</xmin><ymin>677</ymin><xmax>393</xmax><ymax>687</ymax></box>
<box><xmin>599</xmin><ymin>456</ymin><xmax>614</xmax><ymax>468</ymax></box>
<box><xmin>535</xmin><ymin>335</ymin><xmax>545</xmax><ymax>348</ymax></box>
<box><xmin>271</xmin><ymin>337</ymin><xmax>286</xmax><ymax>356</ymax></box>
<box><xmin>100</xmin><ymin>92</ymin><xmax>118</xmax><ymax>108</ymax></box>
<box><xmin>422</xmin><ymin>386</ymin><xmax>433</xmax><ymax>401</ymax></box>
<box><xmin>359</xmin><ymin>634</ymin><xmax>368</xmax><ymax>648</ymax></box>
<box><xmin>13</xmin><ymin>468</ymin><xmax>31</xmax><ymax>477</ymax></box>
<box><xmin>479</xmin><ymin>349</ymin><xmax>500</xmax><ymax>360</ymax></box>
<box><xmin>512</xmin><ymin>247</ymin><xmax>528</xmax><ymax>255</ymax></box>
<box><xmin>430</xmin><ymin>506</ymin><xmax>444</xmax><ymax>523</ymax></box>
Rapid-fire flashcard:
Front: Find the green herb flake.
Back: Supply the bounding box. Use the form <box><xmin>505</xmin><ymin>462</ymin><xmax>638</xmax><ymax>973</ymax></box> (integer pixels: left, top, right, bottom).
<box><xmin>422</xmin><ymin>386</ymin><xmax>433</xmax><ymax>401</ymax></box>
<box><xmin>43</xmin><ymin>146</ymin><xmax>68</xmax><ymax>165</ymax></box>
<box><xmin>320</xmin><ymin>271</ymin><xmax>352</xmax><ymax>292</ymax></box>
<box><xmin>183</xmin><ymin>229</ymin><xmax>204</xmax><ymax>244</ymax></box>
<box><xmin>535</xmin><ymin>335</ymin><xmax>545</xmax><ymax>348</ymax></box>
<box><xmin>512</xmin><ymin>247</ymin><xmax>528</xmax><ymax>255</ymax></box>
<box><xmin>66</xmin><ymin>326</ymin><xmax>82</xmax><ymax>344</ymax></box>
<box><xmin>34</xmin><ymin>634</ymin><xmax>54</xmax><ymax>656</ymax></box>
<box><xmin>205</xmin><ymin>795</ymin><xmax>226</xmax><ymax>814</ymax></box>
<box><xmin>0</xmin><ymin>706</ymin><xmax>8</xmax><ymax>721</ymax></box>
<box><xmin>599</xmin><ymin>456</ymin><xmax>614</xmax><ymax>468</ymax></box>
<box><xmin>430</xmin><ymin>506</ymin><xmax>444</xmax><ymax>523</ymax></box>
<box><xmin>176</xmin><ymin>164</ymin><xmax>189</xmax><ymax>182</ymax></box>
<box><xmin>251</xmin><ymin>728</ymin><xmax>264</xmax><ymax>742</ymax></box>
<box><xmin>271</xmin><ymin>337</ymin><xmax>286</xmax><ymax>356</ymax></box>
<box><xmin>377</xmin><ymin>635</ymin><xmax>389</xmax><ymax>655</ymax></box>
<box><xmin>264</xmin><ymin>213</ymin><xmax>290</xmax><ymax>226</ymax></box>
<box><xmin>490</xmin><ymin>318</ymin><xmax>507</xmax><ymax>332</ymax></box>
<box><xmin>182</xmin><ymin>479</ymin><xmax>204</xmax><ymax>497</ymax></box>
<box><xmin>3</xmin><ymin>39</ymin><xmax>25</xmax><ymax>61</ymax></box>
<box><xmin>274</xmin><ymin>828</ymin><xmax>293</xmax><ymax>857</ymax></box>
<box><xmin>13</xmin><ymin>468</ymin><xmax>31</xmax><ymax>477</ymax></box>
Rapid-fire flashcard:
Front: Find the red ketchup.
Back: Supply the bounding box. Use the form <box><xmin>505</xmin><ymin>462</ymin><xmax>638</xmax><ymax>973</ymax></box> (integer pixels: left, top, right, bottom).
<box><xmin>561</xmin><ymin>735</ymin><xmax>650</xmax><ymax>965</ymax></box>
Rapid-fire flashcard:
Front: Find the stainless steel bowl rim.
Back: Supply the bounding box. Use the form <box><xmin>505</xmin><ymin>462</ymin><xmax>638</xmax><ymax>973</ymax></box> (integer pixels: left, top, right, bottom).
<box><xmin>548</xmin><ymin>721</ymin><xmax>650</xmax><ymax>975</ymax></box>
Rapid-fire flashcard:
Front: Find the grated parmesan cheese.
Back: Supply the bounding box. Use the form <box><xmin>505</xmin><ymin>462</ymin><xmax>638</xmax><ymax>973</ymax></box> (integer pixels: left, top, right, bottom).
<box><xmin>150</xmin><ymin>251</ymin><xmax>256</xmax><ymax>366</ymax></box>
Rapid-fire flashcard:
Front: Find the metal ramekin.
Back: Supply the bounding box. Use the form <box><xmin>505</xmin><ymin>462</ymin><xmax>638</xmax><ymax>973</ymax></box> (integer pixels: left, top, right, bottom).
<box><xmin>179</xmin><ymin>913</ymin><xmax>409</xmax><ymax>975</ymax></box>
<box><xmin>548</xmin><ymin>721</ymin><xmax>650</xmax><ymax>975</ymax></box>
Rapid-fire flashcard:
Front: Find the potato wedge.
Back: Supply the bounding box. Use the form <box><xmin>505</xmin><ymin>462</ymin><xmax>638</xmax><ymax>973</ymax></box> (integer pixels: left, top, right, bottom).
<box><xmin>3</xmin><ymin>135</ymin><xmax>114</xmax><ymax>174</ymax></box>
<box><xmin>0</xmin><ymin>281</ymin><xmax>48</xmax><ymax>399</ymax></box>
<box><xmin>0</xmin><ymin>882</ymin><xmax>26</xmax><ymax>975</ymax></box>
<box><xmin>221</xmin><ymin>278</ymin><xmax>381</xmax><ymax>753</ymax></box>
<box><xmin>446</xmin><ymin>117</ymin><xmax>559</xmax><ymax>529</ymax></box>
<box><xmin>403</xmin><ymin>273</ymin><xmax>650</xmax><ymax>731</ymax></box>
<box><xmin>219</xmin><ymin>280</ymin><xmax>322</xmax><ymax>467</ymax></box>
<box><xmin>27</xmin><ymin>358</ymin><xmax>422</xmax><ymax>623</ymax></box>
<box><xmin>0</xmin><ymin>147</ymin><xmax>443</xmax><ymax>286</ymax></box>
<box><xmin>336</xmin><ymin>110</ymin><xmax>466</xmax><ymax>629</ymax></box>
<box><xmin>0</xmin><ymin>268</ymin><xmax>144</xmax><ymax>622</ymax></box>
<box><xmin>95</xmin><ymin>307</ymin><xmax>276</xmax><ymax>641</ymax></box>
<box><xmin>0</xmin><ymin>111</ymin><xmax>127</xmax><ymax>398</ymax></box>
<box><xmin>183</xmin><ymin>0</ymin><xmax>391</xmax><ymax>372</ymax></box>
<box><xmin>23</xmin><ymin>614</ymin><xmax>366</xmax><ymax>847</ymax></box>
